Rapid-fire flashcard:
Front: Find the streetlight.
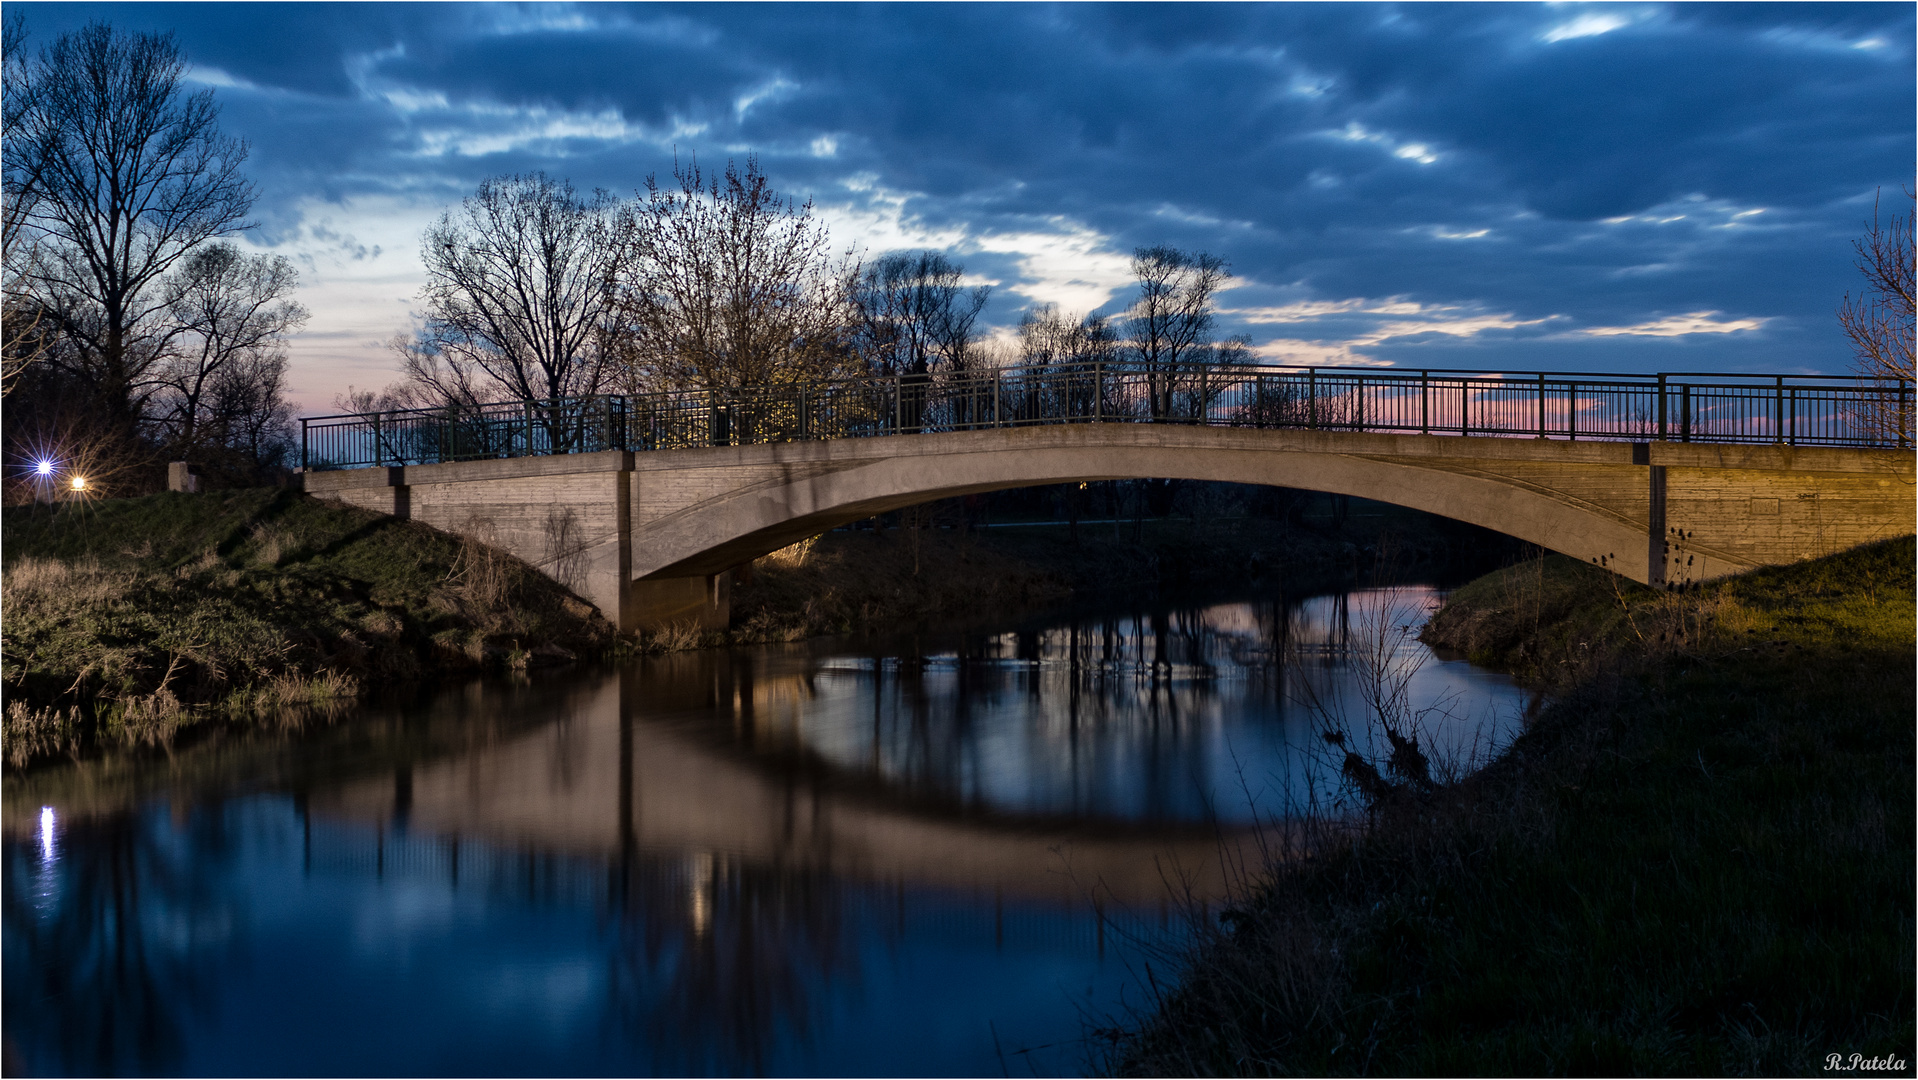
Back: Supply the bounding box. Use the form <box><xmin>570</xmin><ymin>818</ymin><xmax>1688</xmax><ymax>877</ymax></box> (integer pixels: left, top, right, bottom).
<box><xmin>70</xmin><ymin>476</ymin><xmax>86</xmax><ymax>491</ymax></box>
<box><xmin>35</xmin><ymin>459</ymin><xmax>54</xmax><ymax>477</ymax></box>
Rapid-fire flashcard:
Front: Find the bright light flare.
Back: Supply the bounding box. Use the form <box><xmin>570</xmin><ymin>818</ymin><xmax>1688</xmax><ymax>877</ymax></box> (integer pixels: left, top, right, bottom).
<box><xmin>70</xmin><ymin>476</ymin><xmax>87</xmax><ymax>491</ymax></box>
<box><xmin>34</xmin><ymin>459</ymin><xmax>54</xmax><ymax>476</ymax></box>
<box><xmin>39</xmin><ymin>806</ymin><xmax>56</xmax><ymax>865</ymax></box>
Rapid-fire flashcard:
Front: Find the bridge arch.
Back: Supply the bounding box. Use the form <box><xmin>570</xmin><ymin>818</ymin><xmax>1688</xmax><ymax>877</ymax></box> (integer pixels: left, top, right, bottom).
<box><xmin>629</xmin><ymin>425</ymin><xmax>1647</xmax><ymax>585</ymax></box>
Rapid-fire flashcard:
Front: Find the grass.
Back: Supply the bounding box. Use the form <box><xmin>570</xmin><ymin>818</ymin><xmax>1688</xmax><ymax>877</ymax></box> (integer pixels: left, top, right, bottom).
<box><xmin>1108</xmin><ymin>536</ymin><xmax>1916</xmax><ymax>1076</ymax></box>
<box><xmin>2</xmin><ymin>489</ymin><xmax>613</xmax><ymax>768</ymax></box>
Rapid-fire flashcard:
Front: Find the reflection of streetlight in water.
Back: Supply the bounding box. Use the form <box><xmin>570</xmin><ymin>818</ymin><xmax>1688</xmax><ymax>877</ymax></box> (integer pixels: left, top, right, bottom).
<box><xmin>690</xmin><ymin>851</ymin><xmax>713</xmax><ymax>938</ymax></box>
<box><xmin>40</xmin><ymin>806</ymin><xmax>56</xmax><ymax>865</ymax></box>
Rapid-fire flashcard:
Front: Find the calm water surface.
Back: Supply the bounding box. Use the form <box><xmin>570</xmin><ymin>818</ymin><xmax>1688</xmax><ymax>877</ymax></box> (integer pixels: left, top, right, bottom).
<box><xmin>4</xmin><ymin>584</ymin><xmax>1530</xmax><ymax>1077</ymax></box>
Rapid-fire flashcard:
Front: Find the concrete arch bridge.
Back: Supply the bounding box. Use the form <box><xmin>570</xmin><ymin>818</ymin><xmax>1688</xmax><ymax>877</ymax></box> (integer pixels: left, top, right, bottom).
<box><xmin>299</xmin><ymin>365</ymin><xmax>1914</xmax><ymax>631</ymax></box>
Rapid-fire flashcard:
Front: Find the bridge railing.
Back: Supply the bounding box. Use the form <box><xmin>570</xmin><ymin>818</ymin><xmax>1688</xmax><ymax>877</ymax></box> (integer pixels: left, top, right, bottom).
<box><xmin>300</xmin><ymin>364</ymin><xmax>1914</xmax><ymax>470</ymax></box>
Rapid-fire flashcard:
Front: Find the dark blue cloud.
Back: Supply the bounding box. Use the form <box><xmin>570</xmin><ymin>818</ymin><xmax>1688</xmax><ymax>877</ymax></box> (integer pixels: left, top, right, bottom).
<box><xmin>10</xmin><ymin>1</ymin><xmax>1912</xmax><ymax>397</ymax></box>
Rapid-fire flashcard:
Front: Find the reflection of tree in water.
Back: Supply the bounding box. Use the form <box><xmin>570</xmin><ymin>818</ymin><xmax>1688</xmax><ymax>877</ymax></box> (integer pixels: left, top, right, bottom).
<box><xmin>3</xmin><ymin>806</ymin><xmax>237</xmax><ymax>1076</ymax></box>
<box><xmin>766</xmin><ymin>595</ymin><xmax>1323</xmax><ymax>820</ymax></box>
<box><xmin>601</xmin><ymin>847</ymin><xmax>864</xmax><ymax>1076</ymax></box>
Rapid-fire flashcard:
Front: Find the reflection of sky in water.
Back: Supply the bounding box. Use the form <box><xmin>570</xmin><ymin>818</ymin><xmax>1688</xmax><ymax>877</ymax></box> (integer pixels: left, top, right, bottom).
<box><xmin>5</xmin><ymin>800</ymin><xmax>1157</xmax><ymax>1077</ymax></box>
<box><xmin>5</xmin><ymin>585</ymin><xmax>1526</xmax><ymax>1077</ymax></box>
<box><xmin>773</xmin><ymin>587</ymin><xmax>1531</xmax><ymax>822</ymax></box>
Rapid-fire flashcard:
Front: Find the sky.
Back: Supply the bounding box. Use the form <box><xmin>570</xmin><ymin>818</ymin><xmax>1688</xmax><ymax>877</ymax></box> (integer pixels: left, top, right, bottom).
<box><xmin>12</xmin><ymin>1</ymin><xmax>1915</xmax><ymax>415</ymax></box>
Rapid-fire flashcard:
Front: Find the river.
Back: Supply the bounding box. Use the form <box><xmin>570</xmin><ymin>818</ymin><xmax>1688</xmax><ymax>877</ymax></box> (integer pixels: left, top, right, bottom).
<box><xmin>3</xmin><ymin>582</ymin><xmax>1531</xmax><ymax>1077</ymax></box>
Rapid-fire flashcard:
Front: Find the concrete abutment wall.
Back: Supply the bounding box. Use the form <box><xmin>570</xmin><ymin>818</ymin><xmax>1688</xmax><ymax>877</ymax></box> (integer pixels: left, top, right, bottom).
<box><xmin>301</xmin><ymin>427</ymin><xmax>1915</xmax><ymax>632</ymax></box>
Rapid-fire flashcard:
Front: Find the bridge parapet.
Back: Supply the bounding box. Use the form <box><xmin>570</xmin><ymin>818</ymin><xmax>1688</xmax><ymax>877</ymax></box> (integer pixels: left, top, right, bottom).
<box><xmin>300</xmin><ymin>364</ymin><xmax>1913</xmax><ymax>471</ymax></box>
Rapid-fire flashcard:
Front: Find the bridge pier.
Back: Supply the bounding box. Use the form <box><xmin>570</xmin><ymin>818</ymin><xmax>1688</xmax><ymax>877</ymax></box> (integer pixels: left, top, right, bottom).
<box><xmin>628</xmin><ymin>575</ymin><xmax>732</xmax><ymax>633</ymax></box>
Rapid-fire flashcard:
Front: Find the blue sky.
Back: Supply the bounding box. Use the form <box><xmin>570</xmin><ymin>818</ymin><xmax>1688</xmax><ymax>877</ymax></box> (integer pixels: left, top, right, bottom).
<box><xmin>14</xmin><ymin>2</ymin><xmax>1914</xmax><ymax>412</ymax></box>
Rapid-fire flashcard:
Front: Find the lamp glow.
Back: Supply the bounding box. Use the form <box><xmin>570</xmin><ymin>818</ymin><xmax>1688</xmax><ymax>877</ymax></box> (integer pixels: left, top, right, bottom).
<box><xmin>39</xmin><ymin>806</ymin><xmax>55</xmax><ymax>864</ymax></box>
<box><xmin>70</xmin><ymin>476</ymin><xmax>86</xmax><ymax>491</ymax></box>
<box><xmin>34</xmin><ymin>459</ymin><xmax>54</xmax><ymax>476</ymax></box>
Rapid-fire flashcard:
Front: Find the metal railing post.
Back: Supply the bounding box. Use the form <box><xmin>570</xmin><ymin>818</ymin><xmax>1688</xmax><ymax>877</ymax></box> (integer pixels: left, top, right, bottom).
<box><xmin>1681</xmin><ymin>385</ymin><xmax>1691</xmax><ymax>443</ymax></box>
<box><xmin>993</xmin><ymin>372</ymin><xmax>1002</xmax><ymax>427</ymax></box>
<box><xmin>1775</xmin><ymin>375</ymin><xmax>1785</xmax><ymax>444</ymax></box>
<box><xmin>1460</xmin><ymin>380</ymin><xmax>1468</xmax><ymax>436</ymax></box>
<box><xmin>1658</xmin><ymin>374</ymin><xmax>1668</xmax><ymax>441</ymax></box>
<box><xmin>301</xmin><ymin>419</ymin><xmax>310</xmax><ymax>470</ymax></box>
<box><xmin>1788</xmin><ymin>385</ymin><xmax>1797</xmax><ymax>446</ymax></box>
<box><xmin>1421</xmin><ymin>371</ymin><xmax>1429</xmax><ymax>435</ymax></box>
<box><xmin>1537</xmin><ymin>372</ymin><xmax>1546</xmax><ymax>438</ymax></box>
<box><xmin>1567</xmin><ymin>382</ymin><xmax>1576</xmax><ymax>440</ymax></box>
<box><xmin>372</xmin><ymin>413</ymin><xmax>383</xmax><ymax>467</ymax></box>
<box><xmin>1308</xmin><ymin>368</ymin><xmax>1318</xmax><ymax>429</ymax></box>
<box><xmin>894</xmin><ymin>375</ymin><xmax>903</xmax><ymax>433</ymax></box>
<box><xmin>1094</xmin><ymin>363</ymin><xmax>1104</xmax><ymax>422</ymax></box>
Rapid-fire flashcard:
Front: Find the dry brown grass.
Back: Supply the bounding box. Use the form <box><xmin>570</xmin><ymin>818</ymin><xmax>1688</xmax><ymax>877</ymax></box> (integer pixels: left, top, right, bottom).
<box><xmin>3</xmin><ymin>489</ymin><xmax>615</xmax><ymax>771</ymax></box>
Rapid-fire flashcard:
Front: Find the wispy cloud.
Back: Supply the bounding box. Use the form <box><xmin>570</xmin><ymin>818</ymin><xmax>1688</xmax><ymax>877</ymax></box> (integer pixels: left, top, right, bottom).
<box><xmin>1324</xmin><ymin>122</ymin><xmax>1440</xmax><ymax>165</ymax></box>
<box><xmin>1227</xmin><ymin>297</ymin><xmax>1561</xmax><ymax>368</ymax></box>
<box><xmin>1578</xmin><ymin>311</ymin><xmax>1768</xmax><ymax>337</ymax></box>
<box><xmin>1539</xmin><ymin>12</ymin><xmax>1633</xmax><ymax>44</ymax></box>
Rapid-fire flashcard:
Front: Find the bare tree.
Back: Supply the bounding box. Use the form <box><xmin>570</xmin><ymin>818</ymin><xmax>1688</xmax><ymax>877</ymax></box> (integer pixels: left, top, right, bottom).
<box><xmin>154</xmin><ymin>242</ymin><xmax>306</xmax><ymax>460</ymax></box>
<box><xmin>199</xmin><ymin>347</ymin><xmax>296</xmax><ymax>470</ymax></box>
<box><xmin>1839</xmin><ymin>186</ymin><xmax>1915</xmax><ymax>442</ymax></box>
<box><xmin>612</xmin><ymin>156</ymin><xmax>856</xmax><ymax>391</ymax></box>
<box><xmin>6</xmin><ymin>22</ymin><xmax>255</xmax><ymax>443</ymax></box>
<box><xmin>850</xmin><ymin>251</ymin><xmax>990</xmax><ymax>377</ymax></box>
<box><xmin>2</xmin><ymin>13</ymin><xmax>51</xmax><ymax>396</ymax></box>
<box><xmin>410</xmin><ymin>172</ymin><xmax>620</xmax><ymax>405</ymax></box>
<box><xmin>1015</xmin><ymin>303</ymin><xmax>1119</xmax><ymax>422</ymax></box>
<box><xmin>1123</xmin><ymin>245</ymin><xmax>1231</xmax><ymax>419</ymax></box>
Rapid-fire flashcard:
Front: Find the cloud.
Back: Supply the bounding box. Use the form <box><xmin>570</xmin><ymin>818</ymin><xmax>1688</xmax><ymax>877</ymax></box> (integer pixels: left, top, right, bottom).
<box><xmin>1223</xmin><ymin>296</ymin><xmax>1563</xmax><ymax>370</ymax></box>
<box><xmin>1249</xmin><ymin>339</ymin><xmax>1392</xmax><ymax>367</ymax></box>
<box><xmin>969</xmin><ymin>222</ymin><xmax>1137</xmax><ymax>314</ymax></box>
<box><xmin>1578</xmin><ymin>311</ymin><xmax>1770</xmax><ymax>337</ymax></box>
<box><xmin>13</xmin><ymin>0</ymin><xmax>1903</xmax><ymax>406</ymax></box>
<box><xmin>252</xmin><ymin>195</ymin><xmax>444</xmax><ymax>411</ymax></box>
<box><xmin>818</xmin><ymin>179</ymin><xmax>1135</xmax><ymax>314</ymax></box>
<box><xmin>1539</xmin><ymin>12</ymin><xmax>1635</xmax><ymax>44</ymax></box>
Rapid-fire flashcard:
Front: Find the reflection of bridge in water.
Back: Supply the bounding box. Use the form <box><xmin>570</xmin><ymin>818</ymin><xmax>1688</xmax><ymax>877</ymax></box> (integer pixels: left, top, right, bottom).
<box><xmin>309</xmin><ymin>667</ymin><xmax>1275</xmax><ymax>908</ymax></box>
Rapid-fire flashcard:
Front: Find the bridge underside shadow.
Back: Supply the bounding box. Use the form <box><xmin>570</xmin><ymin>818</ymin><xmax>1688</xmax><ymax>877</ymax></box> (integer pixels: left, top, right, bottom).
<box><xmin>305</xmin><ymin>424</ymin><xmax>1914</xmax><ymax>631</ymax></box>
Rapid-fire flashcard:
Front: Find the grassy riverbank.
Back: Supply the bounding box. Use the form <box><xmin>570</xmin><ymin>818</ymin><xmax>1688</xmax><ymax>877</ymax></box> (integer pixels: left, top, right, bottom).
<box><xmin>1111</xmin><ymin>537</ymin><xmax>1915</xmax><ymax>1076</ymax></box>
<box><xmin>1</xmin><ymin>490</ymin><xmax>613</xmax><ymax>769</ymax></box>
